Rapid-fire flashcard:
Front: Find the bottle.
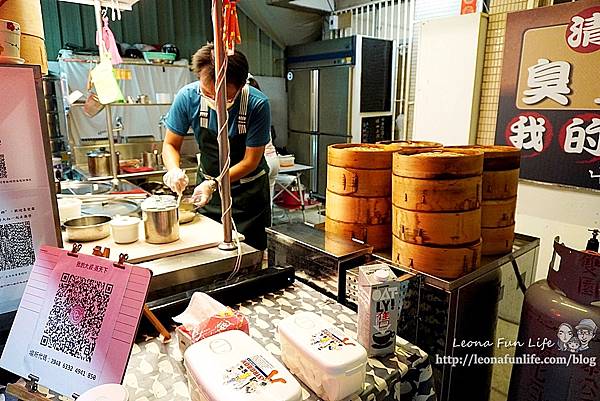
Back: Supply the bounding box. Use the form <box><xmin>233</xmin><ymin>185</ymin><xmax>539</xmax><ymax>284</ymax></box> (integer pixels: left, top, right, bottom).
<box><xmin>586</xmin><ymin>229</ymin><xmax>599</xmax><ymax>252</ymax></box>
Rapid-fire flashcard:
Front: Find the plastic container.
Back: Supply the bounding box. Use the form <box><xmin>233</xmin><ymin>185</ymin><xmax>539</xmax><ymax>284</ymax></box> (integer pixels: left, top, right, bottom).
<box><xmin>0</xmin><ymin>19</ymin><xmax>21</xmax><ymax>59</ymax></box>
<box><xmin>110</xmin><ymin>215</ymin><xmax>140</xmax><ymax>244</ymax></box>
<box><xmin>279</xmin><ymin>154</ymin><xmax>295</xmax><ymax>167</ymax></box>
<box><xmin>278</xmin><ymin>312</ymin><xmax>367</xmax><ymax>401</ymax></box>
<box><xmin>184</xmin><ymin>330</ymin><xmax>302</xmax><ymax>401</ymax></box>
<box><xmin>57</xmin><ymin>197</ymin><xmax>82</xmax><ymax>223</ymax></box>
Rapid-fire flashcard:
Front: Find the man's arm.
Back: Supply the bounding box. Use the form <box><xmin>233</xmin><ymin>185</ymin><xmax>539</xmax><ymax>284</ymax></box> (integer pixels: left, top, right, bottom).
<box><xmin>162</xmin><ymin>130</ymin><xmax>185</xmax><ymax>170</ymax></box>
<box><xmin>229</xmin><ymin>145</ymin><xmax>266</xmax><ymax>182</ymax></box>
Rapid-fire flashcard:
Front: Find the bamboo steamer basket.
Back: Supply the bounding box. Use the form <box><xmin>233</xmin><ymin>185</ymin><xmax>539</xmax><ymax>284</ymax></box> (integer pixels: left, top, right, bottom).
<box><xmin>0</xmin><ymin>0</ymin><xmax>44</xmax><ymax>38</ymax></box>
<box><xmin>326</xmin><ymin>190</ymin><xmax>391</xmax><ymax>225</ymax></box>
<box><xmin>328</xmin><ymin>143</ymin><xmax>394</xmax><ymax>169</ymax></box>
<box><xmin>392</xmin><ymin>207</ymin><xmax>481</xmax><ymax>245</ymax></box>
<box><xmin>392</xmin><ymin>235</ymin><xmax>482</xmax><ymax>279</ymax></box>
<box><xmin>481</xmin><ymin>197</ymin><xmax>517</xmax><ymax>228</ymax></box>
<box><xmin>449</xmin><ymin>146</ymin><xmax>520</xmax><ymax>199</ymax></box>
<box><xmin>393</xmin><ymin>149</ymin><xmax>484</xmax><ymax>179</ymax></box>
<box><xmin>327</xmin><ymin>165</ymin><xmax>391</xmax><ymax>197</ymax></box>
<box><xmin>20</xmin><ymin>33</ymin><xmax>48</xmax><ymax>74</ymax></box>
<box><xmin>377</xmin><ymin>140</ymin><xmax>443</xmax><ymax>150</ymax></box>
<box><xmin>392</xmin><ymin>174</ymin><xmax>482</xmax><ymax>212</ymax></box>
<box><xmin>482</xmin><ymin>169</ymin><xmax>519</xmax><ymax>200</ymax></box>
<box><xmin>482</xmin><ymin>225</ymin><xmax>515</xmax><ymax>255</ymax></box>
<box><xmin>325</xmin><ymin>217</ymin><xmax>391</xmax><ymax>250</ymax></box>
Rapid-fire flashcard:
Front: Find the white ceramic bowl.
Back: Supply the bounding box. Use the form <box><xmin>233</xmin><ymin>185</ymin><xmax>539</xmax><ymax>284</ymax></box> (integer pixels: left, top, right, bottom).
<box><xmin>78</xmin><ymin>383</ymin><xmax>129</xmax><ymax>401</ymax></box>
<box><xmin>110</xmin><ymin>215</ymin><xmax>140</xmax><ymax>244</ymax></box>
<box><xmin>0</xmin><ymin>19</ymin><xmax>21</xmax><ymax>59</ymax></box>
<box><xmin>57</xmin><ymin>198</ymin><xmax>82</xmax><ymax>223</ymax></box>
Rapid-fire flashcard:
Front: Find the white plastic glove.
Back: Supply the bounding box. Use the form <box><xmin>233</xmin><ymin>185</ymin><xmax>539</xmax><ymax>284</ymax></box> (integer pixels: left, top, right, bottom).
<box><xmin>163</xmin><ymin>168</ymin><xmax>189</xmax><ymax>195</ymax></box>
<box><xmin>191</xmin><ymin>179</ymin><xmax>218</xmax><ymax>207</ymax></box>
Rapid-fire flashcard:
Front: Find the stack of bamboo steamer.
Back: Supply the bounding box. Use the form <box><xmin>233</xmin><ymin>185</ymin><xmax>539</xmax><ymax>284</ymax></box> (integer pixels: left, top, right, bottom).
<box><xmin>392</xmin><ymin>148</ymin><xmax>484</xmax><ymax>279</ymax></box>
<box><xmin>451</xmin><ymin>145</ymin><xmax>521</xmax><ymax>255</ymax></box>
<box><xmin>326</xmin><ymin>142</ymin><xmax>442</xmax><ymax>250</ymax></box>
<box><xmin>326</xmin><ymin>144</ymin><xmax>394</xmax><ymax>251</ymax></box>
<box><xmin>0</xmin><ymin>0</ymin><xmax>48</xmax><ymax>74</ymax></box>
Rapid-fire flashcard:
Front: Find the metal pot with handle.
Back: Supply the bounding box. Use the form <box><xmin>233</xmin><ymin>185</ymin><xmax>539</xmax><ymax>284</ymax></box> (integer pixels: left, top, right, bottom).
<box><xmin>87</xmin><ymin>147</ymin><xmax>119</xmax><ymax>177</ymax></box>
<box><xmin>141</xmin><ymin>195</ymin><xmax>180</xmax><ymax>244</ymax></box>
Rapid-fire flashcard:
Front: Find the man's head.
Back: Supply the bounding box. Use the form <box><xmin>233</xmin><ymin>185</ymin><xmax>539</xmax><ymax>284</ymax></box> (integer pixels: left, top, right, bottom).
<box><xmin>576</xmin><ymin>319</ymin><xmax>597</xmax><ymax>345</ymax></box>
<box><xmin>192</xmin><ymin>43</ymin><xmax>249</xmax><ymax>103</ymax></box>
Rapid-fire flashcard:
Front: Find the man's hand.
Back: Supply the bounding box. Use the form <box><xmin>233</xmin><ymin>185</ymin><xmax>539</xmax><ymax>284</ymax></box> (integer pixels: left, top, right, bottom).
<box><xmin>191</xmin><ymin>179</ymin><xmax>218</xmax><ymax>207</ymax></box>
<box><xmin>163</xmin><ymin>168</ymin><xmax>189</xmax><ymax>194</ymax></box>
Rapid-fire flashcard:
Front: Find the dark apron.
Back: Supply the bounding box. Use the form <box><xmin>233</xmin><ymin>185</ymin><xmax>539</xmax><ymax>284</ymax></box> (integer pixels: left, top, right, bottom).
<box><xmin>196</xmin><ymin>90</ymin><xmax>271</xmax><ymax>251</ymax></box>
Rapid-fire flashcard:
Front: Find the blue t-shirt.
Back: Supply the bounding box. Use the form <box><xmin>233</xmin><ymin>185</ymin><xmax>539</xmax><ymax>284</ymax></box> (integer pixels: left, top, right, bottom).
<box><xmin>165</xmin><ymin>81</ymin><xmax>271</xmax><ymax>148</ymax></box>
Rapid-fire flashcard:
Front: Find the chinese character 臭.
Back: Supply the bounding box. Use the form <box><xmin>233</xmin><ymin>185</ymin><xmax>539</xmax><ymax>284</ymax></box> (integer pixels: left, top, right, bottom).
<box><xmin>510</xmin><ymin>115</ymin><xmax>547</xmax><ymax>152</ymax></box>
<box><xmin>567</xmin><ymin>12</ymin><xmax>600</xmax><ymax>48</ymax></box>
<box><xmin>522</xmin><ymin>59</ymin><xmax>571</xmax><ymax>106</ymax></box>
<box><xmin>564</xmin><ymin>117</ymin><xmax>600</xmax><ymax>156</ymax></box>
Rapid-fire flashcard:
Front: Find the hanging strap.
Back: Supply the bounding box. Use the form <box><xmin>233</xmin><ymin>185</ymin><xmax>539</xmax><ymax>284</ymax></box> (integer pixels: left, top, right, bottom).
<box><xmin>237</xmin><ymin>84</ymin><xmax>250</xmax><ymax>135</ymax></box>
<box><xmin>199</xmin><ymin>84</ymin><xmax>250</xmax><ymax>134</ymax></box>
<box><xmin>199</xmin><ymin>92</ymin><xmax>210</xmax><ymax>129</ymax></box>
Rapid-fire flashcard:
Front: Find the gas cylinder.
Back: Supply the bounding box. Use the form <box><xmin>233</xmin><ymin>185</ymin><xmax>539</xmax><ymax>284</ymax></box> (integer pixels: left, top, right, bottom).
<box><xmin>508</xmin><ymin>237</ymin><xmax>600</xmax><ymax>401</ymax></box>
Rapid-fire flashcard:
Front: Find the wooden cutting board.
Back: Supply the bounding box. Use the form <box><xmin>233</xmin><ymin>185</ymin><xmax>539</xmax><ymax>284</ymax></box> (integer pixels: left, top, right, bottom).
<box><xmin>62</xmin><ymin>214</ymin><xmax>244</xmax><ymax>263</ymax></box>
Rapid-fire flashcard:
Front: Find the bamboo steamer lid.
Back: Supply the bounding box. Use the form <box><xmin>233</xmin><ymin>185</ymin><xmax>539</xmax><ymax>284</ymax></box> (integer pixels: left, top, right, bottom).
<box><xmin>326</xmin><ymin>190</ymin><xmax>391</xmax><ymax>224</ymax></box>
<box><xmin>328</xmin><ymin>144</ymin><xmax>393</xmax><ymax>169</ymax></box>
<box><xmin>393</xmin><ymin>149</ymin><xmax>484</xmax><ymax>179</ymax></box>
<box><xmin>392</xmin><ymin>235</ymin><xmax>481</xmax><ymax>279</ymax></box>
<box><xmin>392</xmin><ymin>174</ymin><xmax>482</xmax><ymax>212</ymax></box>
<box><xmin>377</xmin><ymin>140</ymin><xmax>443</xmax><ymax>151</ymax></box>
<box><xmin>483</xmin><ymin>169</ymin><xmax>519</xmax><ymax>200</ymax></box>
<box><xmin>20</xmin><ymin>33</ymin><xmax>48</xmax><ymax>74</ymax></box>
<box><xmin>327</xmin><ymin>165</ymin><xmax>391</xmax><ymax>197</ymax></box>
<box><xmin>392</xmin><ymin>207</ymin><xmax>481</xmax><ymax>246</ymax></box>
<box><xmin>449</xmin><ymin>145</ymin><xmax>521</xmax><ymax>171</ymax></box>
<box><xmin>481</xmin><ymin>197</ymin><xmax>517</xmax><ymax>228</ymax></box>
<box><xmin>482</xmin><ymin>225</ymin><xmax>515</xmax><ymax>255</ymax></box>
<box><xmin>0</xmin><ymin>0</ymin><xmax>45</xmax><ymax>39</ymax></box>
<box><xmin>325</xmin><ymin>217</ymin><xmax>391</xmax><ymax>250</ymax></box>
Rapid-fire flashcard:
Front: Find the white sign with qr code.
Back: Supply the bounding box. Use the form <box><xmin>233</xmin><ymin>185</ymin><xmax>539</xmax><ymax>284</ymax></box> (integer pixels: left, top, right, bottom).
<box><xmin>0</xmin><ymin>247</ymin><xmax>146</xmax><ymax>398</ymax></box>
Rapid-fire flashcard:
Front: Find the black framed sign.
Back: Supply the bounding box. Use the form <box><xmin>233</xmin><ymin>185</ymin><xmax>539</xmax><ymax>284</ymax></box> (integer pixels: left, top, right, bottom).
<box><xmin>495</xmin><ymin>0</ymin><xmax>600</xmax><ymax>191</ymax></box>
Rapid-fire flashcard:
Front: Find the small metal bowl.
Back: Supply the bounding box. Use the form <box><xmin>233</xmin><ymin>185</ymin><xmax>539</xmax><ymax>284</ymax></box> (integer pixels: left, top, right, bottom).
<box><xmin>64</xmin><ymin>215</ymin><xmax>112</xmax><ymax>242</ymax></box>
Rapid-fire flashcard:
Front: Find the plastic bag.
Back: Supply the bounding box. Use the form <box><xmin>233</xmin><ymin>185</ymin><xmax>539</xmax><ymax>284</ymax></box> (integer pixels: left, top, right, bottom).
<box><xmin>173</xmin><ymin>292</ymin><xmax>249</xmax><ymax>343</ymax></box>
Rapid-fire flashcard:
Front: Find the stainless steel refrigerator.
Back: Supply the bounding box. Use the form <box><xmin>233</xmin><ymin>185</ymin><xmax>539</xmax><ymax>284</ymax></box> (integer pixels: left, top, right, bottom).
<box><xmin>286</xmin><ymin>35</ymin><xmax>397</xmax><ymax>198</ymax></box>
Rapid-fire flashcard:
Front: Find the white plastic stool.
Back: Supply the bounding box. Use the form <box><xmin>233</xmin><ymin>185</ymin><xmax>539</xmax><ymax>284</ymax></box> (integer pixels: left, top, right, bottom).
<box><xmin>78</xmin><ymin>384</ymin><xmax>129</xmax><ymax>401</ymax></box>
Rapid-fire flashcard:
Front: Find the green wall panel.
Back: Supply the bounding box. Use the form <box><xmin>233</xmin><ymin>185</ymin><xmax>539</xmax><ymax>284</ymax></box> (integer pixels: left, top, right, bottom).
<box><xmin>40</xmin><ymin>0</ymin><xmax>283</xmax><ymax>77</ymax></box>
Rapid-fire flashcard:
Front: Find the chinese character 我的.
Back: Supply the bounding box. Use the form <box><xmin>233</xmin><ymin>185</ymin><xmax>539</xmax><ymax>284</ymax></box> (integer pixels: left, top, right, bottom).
<box><xmin>510</xmin><ymin>115</ymin><xmax>547</xmax><ymax>152</ymax></box>
<box><xmin>564</xmin><ymin>117</ymin><xmax>600</xmax><ymax>156</ymax></box>
<box><xmin>568</xmin><ymin>12</ymin><xmax>600</xmax><ymax>48</ymax></box>
<box><xmin>522</xmin><ymin>59</ymin><xmax>571</xmax><ymax>106</ymax></box>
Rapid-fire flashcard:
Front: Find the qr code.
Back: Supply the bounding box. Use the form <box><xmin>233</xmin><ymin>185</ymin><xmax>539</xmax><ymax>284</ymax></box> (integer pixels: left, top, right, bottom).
<box><xmin>0</xmin><ymin>154</ymin><xmax>6</xmax><ymax>178</ymax></box>
<box><xmin>0</xmin><ymin>221</ymin><xmax>35</xmax><ymax>271</ymax></box>
<box><xmin>40</xmin><ymin>273</ymin><xmax>113</xmax><ymax>362</ymax></box>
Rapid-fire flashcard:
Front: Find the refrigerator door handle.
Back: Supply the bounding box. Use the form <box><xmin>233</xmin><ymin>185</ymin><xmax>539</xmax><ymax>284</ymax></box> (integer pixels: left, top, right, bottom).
<box><xmin>310</xmin><ymin>69</ymin><xmax>319</xmax><ymax>132</ymax></box>
<box><xmin>310</xmin><ymin>133</ymin><xmax>319</xmax><ymax>194</ymax></box>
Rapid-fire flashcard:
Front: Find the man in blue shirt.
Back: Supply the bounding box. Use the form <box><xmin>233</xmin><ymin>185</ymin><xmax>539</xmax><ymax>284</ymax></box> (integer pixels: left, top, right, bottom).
<box><xmin>162</xmin><ymin>44</ymin><xmax>271</xmax><ymax>250</ymax></box>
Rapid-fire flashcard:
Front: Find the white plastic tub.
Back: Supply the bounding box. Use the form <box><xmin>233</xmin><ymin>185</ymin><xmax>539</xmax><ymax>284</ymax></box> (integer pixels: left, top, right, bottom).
<box><xmin>278</xmin><ymin>312</ymin><xmax>368</xmax><ymax>401</ymax></box>
<box><xmin>184</xmin><ymin>330</ymin><xmax>302</xmax><ymax>401</ymax></box>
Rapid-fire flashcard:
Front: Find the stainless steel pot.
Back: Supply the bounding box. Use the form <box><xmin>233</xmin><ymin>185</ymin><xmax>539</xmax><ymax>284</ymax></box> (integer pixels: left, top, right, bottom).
<box><xmin>63</xmin><ymin>215</ymin><xmax>112</xmax><ymax>242</ymax></box>
<box><xmin>141</xmin><ymin>196</ymin><xmax>180</xmax><ymax>244</ymax></box>
<box><xmin>87</xmin><ymin>148</ymin><xmax>119</xmax><ymax>177</ymax></box>
<box><xmin>141</xmin><ymin>150</ymin><xmax>160</xmax><ymax>169</ymax></box>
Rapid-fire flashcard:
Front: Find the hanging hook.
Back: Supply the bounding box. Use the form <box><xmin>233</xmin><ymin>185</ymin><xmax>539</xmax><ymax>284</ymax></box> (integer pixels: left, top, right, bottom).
<box><xmin>101</xmin><ymin>7</ymin><xmax>108</xmax><ymax>18</ymax></box>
